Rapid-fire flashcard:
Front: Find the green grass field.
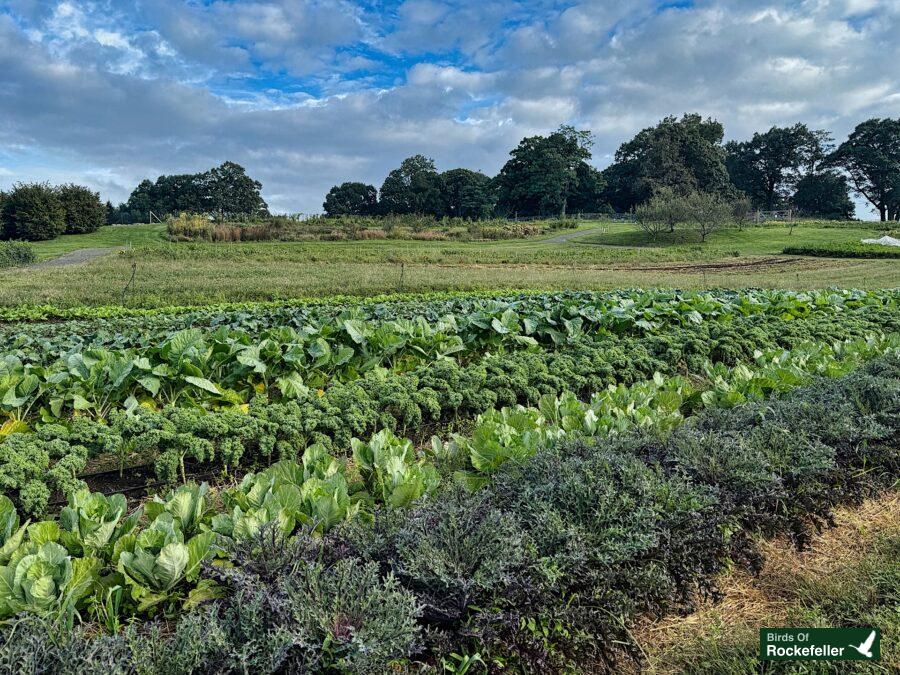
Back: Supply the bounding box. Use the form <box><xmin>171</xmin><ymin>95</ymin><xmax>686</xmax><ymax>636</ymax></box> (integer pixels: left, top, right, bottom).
<box><xmin>27</xmin><ymin>223</ymin><xmax>167</xmax><ymax>260</ymax></box>
<box><xmin>3</xmin><ymin>220</ymin><xmax>896</xmax><ymax>308</ymax></box>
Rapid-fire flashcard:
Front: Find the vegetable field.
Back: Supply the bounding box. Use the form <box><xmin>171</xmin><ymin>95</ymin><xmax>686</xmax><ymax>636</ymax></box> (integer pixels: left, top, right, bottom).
<box><xmin>0</xmin><ymin>288</ymin><xmax>898</xmax><ymax>672</ymax></box>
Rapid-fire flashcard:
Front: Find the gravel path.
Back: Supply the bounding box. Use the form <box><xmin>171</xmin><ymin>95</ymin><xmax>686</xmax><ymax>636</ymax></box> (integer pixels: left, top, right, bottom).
<box><xmin>29</xmin><ymin>247</ymin><xmax>124</xmax><ymax>269</ymax></box>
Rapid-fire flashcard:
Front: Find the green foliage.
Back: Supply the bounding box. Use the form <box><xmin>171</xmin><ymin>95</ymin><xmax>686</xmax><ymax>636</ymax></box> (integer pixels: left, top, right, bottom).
<box><xmin>0</xmin><ymin>183</ymin><xmax>65</xmax><ymax>241</ymax></box>
<box><xmin>440</xmin><ymin>168</ymin><xmax>495</xmax><ymax>219</ymax></box>
<box><xmin>380</xmin><ymin>154</ymin><xmax>445</xmax><ymax>216</ymax></box>
<box><xmin>215</xmin><ymin>450</ymin><xmax>360</xmax><ymax>539</ymax></box>
<box><xmin>352</xmin><ymin>429</ymin><xmax>441</xmax><ymax>508</ymax></box>
<box><xmin>826</xmin><ymin>117</ymin><xmax>900</xmax><ymax>222</ymax></box>
<box><xmin>603</xmin><ymin>113</ymin><xmax>733</xmax><ymax>212</ymax></box>
<box><xmin>323</xmin><ymin>181</ymin><xmax>378</xmax><ymax>216</ymax></box>
<box><xmin>0</xmin><ymin>356</ymin><xmax>896</xmax><ymax>670</ymax></box>
<box><xmin>0</xmin><ymin>529</ymin><xmax>99</xmax><ymax>621</ymax></box>
<box><xmin>496</xmin><ymin>125</ymin><xmax>601</xmax><ymax>217</ymax></box>
<box><xmin>116</xmin><ymin>514</ymin><xmax>217</xmax><ymax>612</ymax></box>
<box><xmin>783</xmin><ymin>242</ymin><xmax>900</xmax><ymax>259</ymax></box>
<box><xmin>5</xmin><ymin>287</ymin><xmax>891</xmax><ymax>426</ymax></box>
<box><xmin>726</xmin><ymin>123</ymin><xmax>830</xmax><ymax>210</ymax></box>
<box><xmin>792</xmin><ymin>171</ymin><xmax>855</xmax><ymax>220</ymax></box>
<box><xmin>58</xmin><ymin>184</ymin><xmax>105</xmax><ymax>234</ymax></box>
<box><xmin>0</xmin><ymin>241</ymin><xmax>35</xmax><ymax>269</ymax></box>
<box><xmin>115</xmin><ymin>161</ymin><xmax>268</xmax><ymax>224</ymax></box>
<box><xmin>59</xmin><ymin>489</ymin><xmax>141</xmax><ymax>557</ymax></box>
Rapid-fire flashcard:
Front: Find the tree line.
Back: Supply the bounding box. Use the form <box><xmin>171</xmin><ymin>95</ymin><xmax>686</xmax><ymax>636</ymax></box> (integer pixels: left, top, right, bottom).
<box><xmin>324</xmin><ymin>116</ymin><xmax>900</xmax><ymax>222</ymax></box>
<box><xmin>110</xmin><ymin>161</ymin><xmax>269</xmax><ymax>224</ymax></box>
<box><xmin>0</xmin><ymin>162</ymin><xmax>270</xmax><ymax>241</ymax></box>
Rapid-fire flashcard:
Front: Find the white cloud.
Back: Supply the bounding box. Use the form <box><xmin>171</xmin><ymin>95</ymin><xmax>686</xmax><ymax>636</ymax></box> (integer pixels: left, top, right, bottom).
<box><xmin>0</xmin><ymin>1</ymin><xmax>897</xmax><ymax>217</ymax></box>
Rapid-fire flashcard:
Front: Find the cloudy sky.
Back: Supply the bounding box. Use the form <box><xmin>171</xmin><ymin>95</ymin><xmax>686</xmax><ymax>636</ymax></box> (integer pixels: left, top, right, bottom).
<box><xmin>0</xmin><ymin>1</ymin><xmax>897</xmax><ymax>216</ymax></box>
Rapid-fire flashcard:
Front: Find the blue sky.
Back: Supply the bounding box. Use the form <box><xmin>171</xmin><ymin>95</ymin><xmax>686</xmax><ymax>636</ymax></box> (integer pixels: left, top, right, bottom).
<box><xmin>0</xmin><ymin>0</ymin><xmax>897</xmax><ymax>215</ymax></box>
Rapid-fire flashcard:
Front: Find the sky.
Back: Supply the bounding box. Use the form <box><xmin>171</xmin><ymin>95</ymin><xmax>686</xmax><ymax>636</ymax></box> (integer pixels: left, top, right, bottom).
<box><xmin>0</xmin><ymin>1</ymin><xmax>897</xmax><ymax>217</ymax></box>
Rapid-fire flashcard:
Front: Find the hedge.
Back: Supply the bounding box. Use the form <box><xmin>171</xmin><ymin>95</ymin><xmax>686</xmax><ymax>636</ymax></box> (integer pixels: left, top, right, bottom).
<box><xmin>783</xmin><ymin>242</ymin><xmax>900</xmax><ymax>259</ymax></box>
<box><xmin>0</xmin><ymin>241</ymin><xmax>35</xmax><ymax>269</ymax></box>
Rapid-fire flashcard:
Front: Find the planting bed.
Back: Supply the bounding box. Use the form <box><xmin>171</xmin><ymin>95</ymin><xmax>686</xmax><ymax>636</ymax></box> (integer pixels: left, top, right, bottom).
<box><xmin>0</xmin><ymin>288</ymin><xmax>897</xmax><ymax>673</ymax></box>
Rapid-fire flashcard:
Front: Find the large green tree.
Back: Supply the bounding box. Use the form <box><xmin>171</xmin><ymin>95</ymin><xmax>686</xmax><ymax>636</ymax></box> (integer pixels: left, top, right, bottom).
<box><xmin>725</xmin><ymin>123</ymin><xmax>831</xmax><ymax>210</ymax></box>
<box><xmin>58</xmin><ymin>184</ymin><xmax>105</xmax><ymax>234</ymax></box>
<box><xmin>496</xmin><ymin>125</ymin><xmax>599</xmax><ymax>217</ymax></box>
<box><xmin>205</xmin><ymin>162</ymin><xmax>269</xmax><ymax>219</ymax></box>
<box><xmin>323</xmin><ymin>182</ymin><xmax>378</xmax><ymax>216</ymax></box>
<box><xmin>602</xmin><ymin>114</ymin><xmax>732</xmax><ymax>212</ymax></box>
<box><xmin>379</xmin><ymin>155</ymin><xmax>445</xmax><ymax>216</ymax></box>
<box><xmin>440</xmin><ymin>169</ymin><xmax>494</xmax><ymax>219</ymax></box>
<box><xmin>826</xmin><ymin>118</ymin><xmax>900</xmax><ymax>221</ymax></box>
<box><xmin>792</xmin><ymin>172</ymin><xmax>854</xmax><ymax>220</ymax></box>
<box><xmin>0</xmin><ymin>183</ymin><xmax>65</xmax><ymax>241</ymax></box>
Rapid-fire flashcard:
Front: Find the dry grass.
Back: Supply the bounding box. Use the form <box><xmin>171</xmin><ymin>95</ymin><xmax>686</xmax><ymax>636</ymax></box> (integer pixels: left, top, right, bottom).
<box><xmin>633</xmin><ymin>491</ymin><xmax>900</xmax><ymax>674</ymax></box>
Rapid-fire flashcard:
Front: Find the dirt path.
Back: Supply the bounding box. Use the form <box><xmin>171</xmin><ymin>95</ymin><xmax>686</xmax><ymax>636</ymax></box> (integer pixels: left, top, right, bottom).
<box><xmin>29</xmin><ymin>247</ymin><xmax>124</xmax><ymax>269</ymax></box>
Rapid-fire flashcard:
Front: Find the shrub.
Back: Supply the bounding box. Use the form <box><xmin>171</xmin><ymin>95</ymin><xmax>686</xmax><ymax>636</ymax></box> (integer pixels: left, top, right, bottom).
<box><xmin>783</xmin><ymin>242</ymin><xmax>900</xmax><ymax>259</ymax></box>
<box><xmin>58</xmin><ymin>184</ymin><xmax>105</xmax><ymax>234</ymax></box>
<box><xmin>0</xmin><ymin>183</ymin><xmax>65</xmax><ymax>241</ymax></box>
<box><xmin>0</xmin><ymin>241</ymin><xmax>35</xmax><ymax>268</ymax></box>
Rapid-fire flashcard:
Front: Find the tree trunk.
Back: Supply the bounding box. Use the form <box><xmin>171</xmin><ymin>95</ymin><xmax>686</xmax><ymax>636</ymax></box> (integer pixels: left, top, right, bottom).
<box><xmin>879</xmin><ymin>204</ymin><xmax>887</xmax><ymax>222</ymax></box>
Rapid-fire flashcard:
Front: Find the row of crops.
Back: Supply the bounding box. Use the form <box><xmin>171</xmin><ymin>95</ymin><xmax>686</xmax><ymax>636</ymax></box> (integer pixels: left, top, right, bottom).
<box><xmin>0</xmin><ymin>288</ymin><xmax>898</xmax><ymax>672</ymax></box>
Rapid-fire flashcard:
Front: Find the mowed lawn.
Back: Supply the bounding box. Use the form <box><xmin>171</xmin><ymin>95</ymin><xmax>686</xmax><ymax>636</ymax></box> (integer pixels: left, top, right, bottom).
<box><xmin>2</xmin><ymin>220</ymin><xmax>896</xmax><ymax>308</ymax></box>
<box><xmin>26</xmin><ymin>223</ymin><xmax>168</xmax><ymax>260</ymax></box>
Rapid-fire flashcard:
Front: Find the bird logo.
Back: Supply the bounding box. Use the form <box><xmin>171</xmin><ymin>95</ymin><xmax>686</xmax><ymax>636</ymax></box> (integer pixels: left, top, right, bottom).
<box><xmin>849</xmin><ymin>630</ymin><xmax>876</xmax><ymax>658</ymax></box>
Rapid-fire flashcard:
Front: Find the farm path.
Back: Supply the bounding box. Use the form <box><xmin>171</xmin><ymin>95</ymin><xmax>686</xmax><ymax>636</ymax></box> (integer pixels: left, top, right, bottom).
<box><xmin>544</xmin><ymin>227</ymin><xmax>607</xmax><ymax>244</ymax></box>
<box><xmin>29</xmin><ymin>247</ymin><xmax>124</xmax><ymax>269</ymax></box>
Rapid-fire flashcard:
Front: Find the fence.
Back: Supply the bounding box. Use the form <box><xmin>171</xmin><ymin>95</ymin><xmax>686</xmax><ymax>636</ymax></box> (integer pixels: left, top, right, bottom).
<box><xmin>754</xmin><ymin>209</ymin><xmax>794</xmax><ymax>223</ymax></box>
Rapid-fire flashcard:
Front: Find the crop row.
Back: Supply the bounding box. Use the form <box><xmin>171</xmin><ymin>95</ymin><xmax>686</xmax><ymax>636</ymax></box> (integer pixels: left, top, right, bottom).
<box><xmin>1</xmin><ymin>355</ymin><xmax>897</xmax><ymax>672</ymax></box>
<box><xmin>2</xmin><ymin>306</ymin><xmax>896</xmax><ymax>515</ymax></box>
<box><xmin>4</xmin><ymin>288</ymin><xmax>894</xmax><ymax>360</ymax></box>
<box><xmin>2</xmin><ymin>291</ymin><xmax>897</xmax><ymax>428</ymax></box>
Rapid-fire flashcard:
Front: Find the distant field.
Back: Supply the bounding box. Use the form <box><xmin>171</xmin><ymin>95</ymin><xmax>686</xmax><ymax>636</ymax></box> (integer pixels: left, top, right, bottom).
<box><xmin>2</xmin><ymin>220</ymin><xmax>896</xmax><ymax>308</ymax></box>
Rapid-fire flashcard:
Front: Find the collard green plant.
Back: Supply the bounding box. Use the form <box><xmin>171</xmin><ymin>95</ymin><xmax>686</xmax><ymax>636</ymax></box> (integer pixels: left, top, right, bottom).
<box><xmin>116</xmin><ymin>514</ymin><xmax>218</xmax><ymax>612</ymax></box>
<box><xmin>59</xmin><ymin>490</ymin><xmax>142</xmax><ymax>557</ymax></box>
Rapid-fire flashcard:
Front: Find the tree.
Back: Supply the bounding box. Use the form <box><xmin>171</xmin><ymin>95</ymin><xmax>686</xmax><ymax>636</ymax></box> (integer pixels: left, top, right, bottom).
<box><xmin>440</xmin><ymin>169</ymin><xmax>494</xmax><ymax>219</ymax></box>
<box><xmin>731</xmin><ymin>195</ymin><xmax>753</xmax><ymax>231</ymax></box>
<box><xmin>58</xmin><ymin>184</ymin><xmax>105</xmax><ymax>234</ymax></box>
<box><xmin>205</xmin><ymin>162</ymin><xmax>268</xmax><ymax>220</ymax></box>
<box><xmin>634</xmin><ymin>189</ymin><xmax>687</xmax><ymax>240</ymax></box>
<box><xmin>105</xmin><ymin>201</ymin><xmax>116</xmax><ymax>225</ymax></box>
<box><xmin>379</xmin><ymin>155</ymin><xmax>445</xmax><ymax>216</ymax></box>
<box><xmin>567</xmin><ymin>164</ymin><xmax>607</xmax><ymax>214</ymax></box>
<box><xmin>323</xmin><ymin>182</ymin><xmax>378</xmax><ymax>216</ymax></box>
<box><xmin>792</xmin><ymin>172</ymin><xmax>854</xmax><ymax>220</ymax></box>
<box><xmin>684</xmin><ymin>191</ymin><xmax>731</xmax><ymax>242</ymax></box>
<box><xmin>495</xmin><ymin>125</ymin><xmax>596</xmax><ymax>217</ymax></box>
<box><xmin>1</xmin><ymin>183</ymin><xmax>65</xmax><ymax>241</ymax></box>
<box><xmin>602</xmin><ymin>114</ymin><xmax>732</xmax><ymax>212</ymax></box>
<box><xmin>725</xmin><ymin>123</ymin><xmax>831</xmax><ymax>210</ymax></box>
<box><xmin>634</xmin><ymin>187</ymin><xmax>691</xmax><ymax>239</ymax></box>
<box><xmin>122</xmin><ymin>179</ymin><xmax>155</xmax><ymax>223</ymax></box>
<box><xmin>826</xmin><ymin>118</ymin><xmax>900</xmax><ymax>221</ymax></box>
<box><xmin>120</xmin><ymin>162</ymin><xmax>268</xmax><ymax>222</ymax></box>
